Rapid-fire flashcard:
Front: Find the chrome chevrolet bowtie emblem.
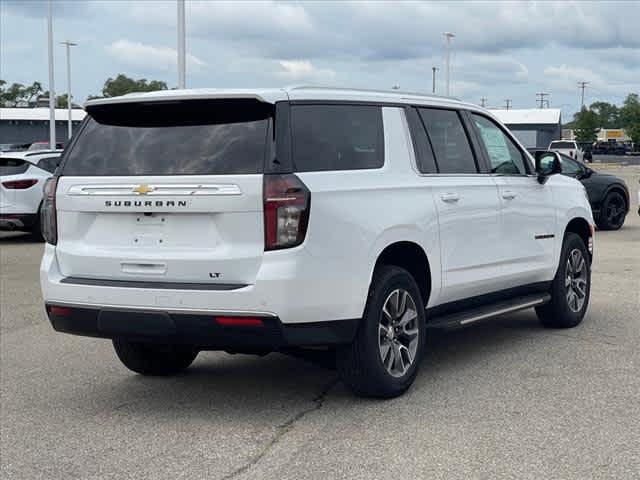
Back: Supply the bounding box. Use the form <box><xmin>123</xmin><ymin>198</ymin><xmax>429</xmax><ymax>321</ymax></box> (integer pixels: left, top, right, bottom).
<box><xmin>132</xmin><ymin>184</ymin><xmax>154</xmax><ymax>195</ymax></box>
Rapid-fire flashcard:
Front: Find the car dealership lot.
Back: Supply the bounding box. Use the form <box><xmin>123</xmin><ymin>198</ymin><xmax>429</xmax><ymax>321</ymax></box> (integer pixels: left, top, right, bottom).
<box><xmin>1</xmin><ymin>167</ymin><xmax>639</xmax><ymax>480</ymax></box>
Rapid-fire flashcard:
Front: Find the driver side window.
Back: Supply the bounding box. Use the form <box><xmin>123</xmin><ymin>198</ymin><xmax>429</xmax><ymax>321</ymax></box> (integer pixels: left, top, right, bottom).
<box><xmin>472</xmin><ymin>114</ymin><xmax>527</xmax><ymax>175</ymax></box>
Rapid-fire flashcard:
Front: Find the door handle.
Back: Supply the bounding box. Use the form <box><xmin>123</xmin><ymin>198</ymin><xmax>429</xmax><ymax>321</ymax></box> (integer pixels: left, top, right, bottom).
<box><xmin>441</xmin><ymin>192</ymin><xmax>460</xmax><ymax>203</ymax></box>
<box><xmin>501</xmin><ymin>190</ymin><xmax>517</xmax><ymax>200</ymax></box>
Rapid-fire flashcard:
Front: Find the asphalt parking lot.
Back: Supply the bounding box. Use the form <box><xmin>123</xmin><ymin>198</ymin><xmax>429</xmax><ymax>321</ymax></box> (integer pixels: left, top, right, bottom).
<box><xmin>1</xmin><ymin>167</ymin><xmax>639</xmax><ymax>480</ymax></box>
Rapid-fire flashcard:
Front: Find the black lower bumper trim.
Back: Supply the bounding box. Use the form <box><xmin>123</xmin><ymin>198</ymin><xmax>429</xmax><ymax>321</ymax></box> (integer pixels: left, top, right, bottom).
<box><xmin>45</xmin><ymin>303</ymin><xmax>359</xmax><ymax>349</ymax></box>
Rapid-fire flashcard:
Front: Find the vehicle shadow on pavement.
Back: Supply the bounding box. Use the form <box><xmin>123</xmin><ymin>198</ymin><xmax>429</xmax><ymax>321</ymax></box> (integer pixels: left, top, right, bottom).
<box><xmin>0</xmin><ymin>232</ymin><xmax>40</xmax><ymax>244</ymax></box>
<box><xmin>62</xmin><ymin>311</ymin><xmax>551</xmax><ymax>416</ymax></box>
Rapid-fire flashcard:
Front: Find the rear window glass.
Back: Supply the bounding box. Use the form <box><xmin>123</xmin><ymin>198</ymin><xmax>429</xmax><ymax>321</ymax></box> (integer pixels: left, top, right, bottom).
<box><xmin>291</xmin><ymin>104</ymin><xmax>384</xmax><ymax>172</ymax></box>
<box><xmin>418</xmin><ymin>108</ymin><xmax>477</xmax><ymax>174</ymax></box>
<box><xmin>37</xmin><ymin>156</ymin><xmax>61</xmax><ymax>174</ymax></box>
<box><xmin>62</xmin><ymin>99</ymin><xmax>272</xmax><ymax>176</ymax></box>
<box><xmin>0</xmin><ymin>158</ymin><xmax>29</xmax><ymax>176</ymax></box>
<box><xmin>550</xmin><ymin>141</ymin><xmax>575</xmax><ymax>149</ymax></box>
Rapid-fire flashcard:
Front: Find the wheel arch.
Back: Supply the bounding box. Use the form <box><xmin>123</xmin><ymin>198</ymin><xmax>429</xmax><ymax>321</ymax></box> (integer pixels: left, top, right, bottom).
<box><xmin>372</xmin><ymin>241</ymin><xmax>432</xmax><ymax>307</ymax></box>
<box><xmin>564</xmin><ymin>216</ymin><xmax>593</xmax><ymax>262</ymax></box>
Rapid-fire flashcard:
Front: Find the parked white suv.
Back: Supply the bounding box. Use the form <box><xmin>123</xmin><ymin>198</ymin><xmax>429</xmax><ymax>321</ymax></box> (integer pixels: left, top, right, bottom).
<box><xmin>549</xmin><ymin>140</ymin><xmax>583</xmax><ymax>162</ymax></box>
<box><xmin>0</xmin><ymin>150</ymin><xmax>62</xmax><ymax>239</ymax></box>
<box><xmin>40</xmin><ymin>87</ymin><xmax>594</xmax><ymax>398</ymax></box>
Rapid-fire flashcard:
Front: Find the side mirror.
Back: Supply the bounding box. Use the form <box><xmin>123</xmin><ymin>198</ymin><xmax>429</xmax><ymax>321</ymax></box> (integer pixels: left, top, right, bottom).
<box><xmin>534</xmin><ymin>151</ymin><xmax>562</xmax><ymax>184</ymax></box>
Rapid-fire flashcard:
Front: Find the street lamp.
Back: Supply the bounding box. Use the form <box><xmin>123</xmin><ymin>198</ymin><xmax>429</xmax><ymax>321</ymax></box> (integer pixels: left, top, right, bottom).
<box><xmin>177</xmin><ymin>0</ymin><xmax>186</xmax><ymax>89</ymax></box>
<box><xmin>61</xmin><ymin>40</ymin><xmax>77</xmax><ymax>140</ymax></box>
<box><xmin>431</xmin><ymin>66</ymin><xmax>439</xmax><ymax>94</ymax></box>
<box><xmin>443</xmin><ymin>32</ymin><xmax>455</xmax><ymax>96</ymax></box>
<box><xmin>47</xmin><ymin>0</ymin><xmax>56</xmax><ymax>149</ymax></box>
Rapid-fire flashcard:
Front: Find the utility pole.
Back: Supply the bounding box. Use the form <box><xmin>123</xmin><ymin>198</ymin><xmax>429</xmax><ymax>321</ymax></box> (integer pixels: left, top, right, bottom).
<box><xmin>480</xmin><ymin>97</ymin><xmax>487</xmax><ymax>107</ymax></box>
<box><xmin>504</xmin><ymin>99</ymin><xmax>512</xmax><ymax>110</ymax></box>
<box><xmin>61</xmin><ymin>40</ymin><xmax>77</xmax><ymax>140</ymax></box>
<box><xmin>536</xmin><ymin>92</ymin><xmax>549</xmax><ymax>109</ymax></box>
<box><xmin>47</xmin><ymin>0</ymin><xmax>56</xmax><ymax>149</ymax></box>
<box><xmin>177</xmin><ymin>0</ymin><xmax>186</xmax><ymax>89</ymax></box>
<box><xmin>578</xmin><ymin>81</ymin><xmax>589</xmax><ymax>108</ymax></box>
<box><xmin>443</xmin><ymin>32</ymin><xmax>455</xmax><ymax>96</ymax></box>
<box><xmin>431</xmin><ymin>66</ymin><xmax>438</xmax><ymax>94</ymax></box>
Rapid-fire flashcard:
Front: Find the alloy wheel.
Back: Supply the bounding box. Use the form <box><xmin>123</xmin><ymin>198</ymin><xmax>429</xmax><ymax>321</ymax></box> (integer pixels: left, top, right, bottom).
<box><xmin>606</xmin><ymin>194</ymin><xmax>625</xmax><ymax>228</ymax></box>
<box><xmin>565</xmin><ymin>249</ymin><xmax>588</xmax><ymax>313</ymax></box>
<box><xmin>378</xmin><ymin>289</ymin><xmax>420</xmax><ymax>378</ymax></box>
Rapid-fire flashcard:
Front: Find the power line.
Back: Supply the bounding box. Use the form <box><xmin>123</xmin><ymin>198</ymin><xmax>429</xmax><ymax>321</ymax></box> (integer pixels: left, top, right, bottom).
<box><xmin>578</xmin><ymin>81</ymin><xmax>589</xmax><ymax>108</ymax></box>
<box><xmin>536</xmin><ymin>92</ymin><xmax>549</xmax><ymax>109</ymax></box>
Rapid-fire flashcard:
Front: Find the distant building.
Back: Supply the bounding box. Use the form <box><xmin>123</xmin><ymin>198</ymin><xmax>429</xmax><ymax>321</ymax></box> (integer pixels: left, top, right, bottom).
<box><xmin>490</xmin><ymin>108</ymin><xmax>562</xmax><ymax>150</ymax></box>
<box><xmin>561</xmin><ymin>128</ymin><xmax>630</xmax><ymax>143</ymax></box>
<box><xmin>0</xmin><ymin>108</ymin><xmax>86</xmax><ymax>145</ymax></box>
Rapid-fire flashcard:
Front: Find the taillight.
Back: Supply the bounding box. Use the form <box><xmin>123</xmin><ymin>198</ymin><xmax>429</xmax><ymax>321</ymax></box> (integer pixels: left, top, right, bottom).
<box><xmin>41</xmin><ymin>177</ymin><xmax>58</xmax><ymax>245</ymax></box>
<box><xmin>2</xmin><ymin>179</ymin><xmax>38</xmax><ymax>189</ymax></box>
<box><xmin>263</xmin><ymin>174</ymin><xmax>310</xmax><ymax>250</ymax></box>
<box><xmin>46</xmin><ymin>305</ymin><xmax>72</xmax><ymax>316</ymax></box>
<box><xmin>215</xmin><ymin>316</ymin><xmax>264</xmax><ymax>327</ymax></box>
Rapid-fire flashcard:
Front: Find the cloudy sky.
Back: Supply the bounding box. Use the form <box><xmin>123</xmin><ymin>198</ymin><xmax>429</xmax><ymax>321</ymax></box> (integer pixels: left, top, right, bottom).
<box><xmin>2</xmin><ymin>0</ymin><xmax>639</xmax><ymax>119</ymax></box>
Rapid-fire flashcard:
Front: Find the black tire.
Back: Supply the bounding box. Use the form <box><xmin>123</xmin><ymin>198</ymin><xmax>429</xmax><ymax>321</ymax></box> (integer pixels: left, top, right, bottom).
<box><xmin>536</xmin><ymin>233</ymin><xmax>590</xmax><ymax>328</ymax></box>
<box><xmin>596</xmin><ymin>191</ymin><xmax>626</xmax><ymax>230</ymax></box>
<box><xmin>337</xmin><ymin>265</ymin><xmax>426</xmax><ymax>398</ymax></box>
<box><xmin>112</xmin><ymin>339</ymin><xmax>198</xmax><ymax>376</ymax></box>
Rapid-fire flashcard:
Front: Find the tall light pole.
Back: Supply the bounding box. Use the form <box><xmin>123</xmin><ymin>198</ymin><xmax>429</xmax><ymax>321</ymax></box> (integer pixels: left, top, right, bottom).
<box><xmin>47</xmin><ymin>0</ymin><xmax>56</xmax><ymax>149</ymax></box>
<box><xmin>177</xmin><ymin>0</ymin><xmax>186</xmax><ymax>89</ymax></box>
<box><xmin>443</xmin><ymin>32</ymin><xmax>455</xmax><ymax>97</ymax></box>
<box><xmin>61</xmin><ymin>41</ymin><xmax>77</xmax><ymax>140</ymax></box>
<box><xmin>431</xmin><ymin>66</ymin><xmax>438</xmax><ymax>94</ymax></box>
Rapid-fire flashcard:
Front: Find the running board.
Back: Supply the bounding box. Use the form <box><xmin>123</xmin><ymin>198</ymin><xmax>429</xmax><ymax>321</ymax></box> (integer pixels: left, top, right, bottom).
<box><xmin>427</xmin><ymin>293</ymin><xmax>551</xmax><ymax>329</ymax></box>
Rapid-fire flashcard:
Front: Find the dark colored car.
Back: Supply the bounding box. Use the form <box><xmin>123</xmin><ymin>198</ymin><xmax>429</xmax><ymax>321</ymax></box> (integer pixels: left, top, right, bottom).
<box><xmin>557</xmin><ymin>152</ymin><xmax>629</xmax><ymax>230</ymax></box>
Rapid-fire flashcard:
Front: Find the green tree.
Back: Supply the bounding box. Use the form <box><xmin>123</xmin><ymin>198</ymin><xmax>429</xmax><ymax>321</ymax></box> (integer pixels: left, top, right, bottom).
<box><xmin>619</xmin><ymin>93</ymin><xmax>640</xmax><ymax>147</ymax></box>
<box><xmin>95</xmin><ymin>74</ymin><xmax>168</xmax><ymax>98</ymax></box>
<box><xmin>56</xmin><ymin>93</ymin><xmax>69</xmax><ymax>109</ymax></box>
<box><xmin>589</xmin><ymin>101</ymin><xmax>619</xmax><ymax>129</ymax></box>
<box><xmin>573</xmin><ymin>107</ymin><xmax>599</xmax><ymax>144</ymax></box>
<box><xmin>0</xmin><ymin>81</ymin><xmax>43</xmax><ymax>106</ymax></box>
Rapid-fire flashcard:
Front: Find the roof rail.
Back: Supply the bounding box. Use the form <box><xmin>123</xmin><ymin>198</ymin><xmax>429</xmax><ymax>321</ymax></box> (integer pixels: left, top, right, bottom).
<box><xmin>286</xmin><ymin>85</ymin><xmax>461</xmax><ymax>102</ymax></box>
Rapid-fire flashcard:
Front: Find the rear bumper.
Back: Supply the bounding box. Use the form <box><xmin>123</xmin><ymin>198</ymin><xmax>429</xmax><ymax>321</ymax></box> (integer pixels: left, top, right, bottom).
<box><xmin>45</xmin><ymin>302</ymin><xmax>358</xmax><ymax>349</ymax></box>
<box><xmin>0</xmin><ymin>213</ymin><xmax>37</xmax><ymax>231</ymax></box>
<box><xmin>41</xmin><ymin>243</ymin><xmax>369</xmax><ymax>333</ymax></box>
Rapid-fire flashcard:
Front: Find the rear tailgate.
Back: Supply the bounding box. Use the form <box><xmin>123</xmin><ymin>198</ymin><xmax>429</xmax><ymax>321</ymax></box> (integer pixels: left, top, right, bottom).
<box><xmin>55</xmin><ymin>98</ymin><xmax>273</xmax><ymax>286</ymax></box>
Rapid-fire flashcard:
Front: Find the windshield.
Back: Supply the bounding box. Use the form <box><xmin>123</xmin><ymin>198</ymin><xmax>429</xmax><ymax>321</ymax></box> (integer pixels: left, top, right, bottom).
<box><xmin>61</xmin><ymin>99</ymin><xmax>273</xmax><ymax>176</ymax></box>
<box><xmin>550</xmin><ymin>141</ymin><xmax>576</xmax><ymax>149</ymax></box>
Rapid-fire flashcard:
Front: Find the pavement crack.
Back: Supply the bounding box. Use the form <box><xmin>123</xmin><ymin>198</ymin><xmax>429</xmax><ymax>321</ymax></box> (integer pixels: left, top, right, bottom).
<box><xmin>220</xmin><ymin>377</ymin><xmax>338</xmax><ymax>480</ymax></box>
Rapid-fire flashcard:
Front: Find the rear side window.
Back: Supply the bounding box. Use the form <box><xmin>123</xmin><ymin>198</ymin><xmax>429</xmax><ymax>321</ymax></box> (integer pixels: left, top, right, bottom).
<box><xmin>291</xmin><ymin>104</ymin><xmax>384</xmax><ymax>172</ymax></box>
<box><xmin>37</xmin><ymin>156</ymin><xmax>61</xmax><ymax>174</ymax></box>
<box><xmin>418</xmin><ymin>108</ymin><xmax>477</xmax><ymax>174</ymax></box>
<box><xmin>0</xmin><ymin>158</ymin><xmax>29</xmax><ymax>176</ymax></box>
<box><xmin>62</xmin><ymin>99</ymin><xmax>273</xmax><ymax>176</ymax></box>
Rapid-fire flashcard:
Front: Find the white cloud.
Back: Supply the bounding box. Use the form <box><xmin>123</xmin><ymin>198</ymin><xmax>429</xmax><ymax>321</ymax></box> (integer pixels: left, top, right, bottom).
<box><xmin>276</xmin><ymin>60</ymin><xmax>336</xmax><ymax>82</ymax></box>
<box><xmin>105</xmin><ymin>39</ymin><xmax>205</xmax><ymax>73</ymax></box>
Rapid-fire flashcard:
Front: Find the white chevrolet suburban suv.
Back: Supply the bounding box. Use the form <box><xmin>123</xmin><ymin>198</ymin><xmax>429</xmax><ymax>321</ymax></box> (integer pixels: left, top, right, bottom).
<box><xmin>40</xmin><ymin>87</ymin><xmax>594</xmax><ymax>398</ymax></box>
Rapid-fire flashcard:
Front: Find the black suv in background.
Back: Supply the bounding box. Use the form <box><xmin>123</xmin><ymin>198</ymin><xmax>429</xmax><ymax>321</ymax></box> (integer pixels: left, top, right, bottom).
<box><xmin>556</xmin><ymin>152</ymin><xmax>630</xmax><ymax>230</ymax></box>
